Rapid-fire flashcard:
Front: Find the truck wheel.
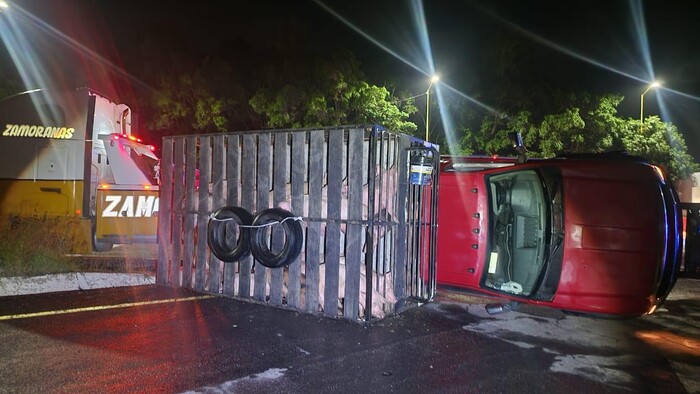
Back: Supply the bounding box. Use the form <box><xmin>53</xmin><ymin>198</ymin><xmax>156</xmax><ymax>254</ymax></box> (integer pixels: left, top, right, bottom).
<box><xmin>92</xmin><ymin>223</ymin><xmax>113</xmax><ymax>252</ymax></box>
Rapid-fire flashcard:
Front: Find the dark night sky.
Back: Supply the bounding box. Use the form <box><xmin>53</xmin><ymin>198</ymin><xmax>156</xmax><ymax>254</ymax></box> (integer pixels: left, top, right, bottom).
<box><xmin>4</xmin><ymin>0</ymin><xmax>700</xmax><ymax>159</ymax></box>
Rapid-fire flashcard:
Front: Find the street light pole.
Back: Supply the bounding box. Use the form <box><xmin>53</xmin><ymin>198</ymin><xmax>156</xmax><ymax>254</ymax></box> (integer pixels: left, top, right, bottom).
<box><xmin>425</xmin><ymin>75</ymin><xmax>439</xmax><ymax>141</ymax></box>
<box><xmin>640</xmin><ymin>81</ymin><xmax>660</xmax><ymax>133</ymax></box>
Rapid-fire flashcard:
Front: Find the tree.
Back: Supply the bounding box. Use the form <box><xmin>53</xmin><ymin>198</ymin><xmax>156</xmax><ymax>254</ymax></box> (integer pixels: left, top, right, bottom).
<box><xmin>526</xmin><ymin>93</ymin><xmax>623</xmax><ymax>156</ymax></box>
<box><xmin>146</xmin><ymin>58</ymin><xmax>245</xmax><ymax>135</ymax></box>
<box><xmin>249</xmin><ymin>52</ymin><xmax>417</xmax><ymax>133</ymax></box>
<box><xmin>458</xmin><ymin>110</ymin><xmax>534</xmax><ymax>156</ymax></box>
<box><xmin>456</xmin><ymin>93</ymin><xmax>697</xmax><ymax>180</ymax></box>
<box><xmin>619</xmin><ymin>116</ymin><xmax>698</xmax><ymax>180</ymax></box>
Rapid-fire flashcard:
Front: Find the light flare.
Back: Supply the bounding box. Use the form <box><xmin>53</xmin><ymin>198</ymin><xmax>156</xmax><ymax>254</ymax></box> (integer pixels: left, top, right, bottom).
<box><xmin>410</xmin><ymin>0</ymin><xmax>436</xmax><ymax>77</ymax></box>
<box><xmin>314</xmin><ymin>0</ymin><xmax>423</xmax><ymax>77</ymax></box>
<box><xmin>635</xmin><ymin>330</ymin><xmax>700</xmax><ymax>356</ymax></box>
<box><xmin>630</xmin><ymin>0</ymin><xmax>655</xmax><ymax>81</ymax></box>
<box><xmin>0</xmin><ymin>3</ymin><xmax>154</xmax><ymax>94</ymax></box>
<box><xmin>478</xmin><ymin>0</ymin><xmax>700</xmax><ymax>158</ymax></box>
<box><xmin>478</xmin><ymin>4</ymin><xmax>645</xmax><ymax>84</ymax></box>
<box><xmin>313</xmin><ymin>1</ymin><xmax>499</xmax><ymax>127</ymax></box>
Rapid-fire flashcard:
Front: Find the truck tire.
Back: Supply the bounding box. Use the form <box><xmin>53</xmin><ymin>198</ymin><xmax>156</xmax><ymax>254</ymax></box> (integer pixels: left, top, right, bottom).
<box><xmin>92</xmin><ymin>222</ymin><xmax>113</xmax><ymax>252</ymax></box>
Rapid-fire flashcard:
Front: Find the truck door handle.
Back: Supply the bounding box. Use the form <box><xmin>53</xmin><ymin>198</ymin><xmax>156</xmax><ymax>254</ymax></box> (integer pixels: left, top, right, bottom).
<box><xmin>40</xmin><ymin>187</ymin><xmax>62</xmax><ymax>194</ymax></box>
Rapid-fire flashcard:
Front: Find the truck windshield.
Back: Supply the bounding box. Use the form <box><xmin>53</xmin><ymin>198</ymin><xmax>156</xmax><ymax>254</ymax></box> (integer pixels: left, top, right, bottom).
<box><xmin>484</xmin><ymin>170</ymin><xmax>548</xmax><ymax>296</ymax></box>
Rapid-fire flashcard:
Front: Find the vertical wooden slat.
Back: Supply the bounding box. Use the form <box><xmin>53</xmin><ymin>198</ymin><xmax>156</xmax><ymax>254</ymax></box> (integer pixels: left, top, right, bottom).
<box><xmin>394</xmin><ymin>135</ymin><xmax>410</xmax><ymax>300</ymax></box>
<box><xmin>323</xmin><ymin>129</ymin><xmax>343</xmax><ymax>317</ymax></box>
<box><xmin>372</xmin><ymin>132</ymin><xmax>386</xmax><ymax>301</ymax></box>
<box><xmin>157</xmin><ymin>138</ymin><xmax>173</xmax><ymax>285</ymax></box>
<box><xmin>385</xmin><ymin>134</ymin><xmax>400</xmax><ymax>298</ymax></box>
<box><xmin>254</xmin><ymin>133</ymin><xmax>271</xmax><ymax>302</ymax></box>
<box><xmin>196</xmin><ymin>136</ymin><xmax>211</xmax><ymax>292</ymax></box>
<box><xmin>344</xmin><ymin>128</ymin><xmax>364</xmax><ymax>319</ymax></box>
<box><xmin>183</xmin><ymin>136</ymin><xmax>198</xmax><ymax>289</ymax></box>
<box><xmin>305</xmin><ymin>130</ymin><xmax>323</xmax><ymax>313</ymax></box>
<box><xmin>223</xmin><ymin>134</ymin><xmax>240</xmax><ymax>296</ymax></box>
<box><xmin>288</xmin><ymin>131</ymin><xmax>305</xmax><ymax>309</ymax></box>
<box><xmin>171</xmin><ymin>139</ymin><xmax>185</xmax><ymax>287</ymax></box>
<box><xmin>270</xmin><ymin>132</ymin><xmax>288</xmax><ymax>305</ymax></box>
<box><xmin>239</xmin><ymin>134</ymin><xmax>256</xmax><ymax>298</ymax></box>
<box><xmin>210</xmin><ymin>135</ymin><xmax>225</xmax><ymax>293</ymax></box>
<box><xmin>363</xmin><ymin>128</ymin><xmax>378</xmax><ymax>319</ymax></box>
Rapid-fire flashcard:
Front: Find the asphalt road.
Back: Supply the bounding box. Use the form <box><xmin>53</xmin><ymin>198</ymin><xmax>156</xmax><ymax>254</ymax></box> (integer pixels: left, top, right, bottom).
<box><xmin>0</xmin><ymin>280</ymin><xmax>698</xmax><ymax>393</ymax></box>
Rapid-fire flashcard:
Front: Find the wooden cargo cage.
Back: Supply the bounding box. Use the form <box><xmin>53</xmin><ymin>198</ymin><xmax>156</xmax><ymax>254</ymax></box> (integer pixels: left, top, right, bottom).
<box><xmin>157</xmin><ymin>125</ymin><xmax>439</xmax><ymax>322</ymax></box>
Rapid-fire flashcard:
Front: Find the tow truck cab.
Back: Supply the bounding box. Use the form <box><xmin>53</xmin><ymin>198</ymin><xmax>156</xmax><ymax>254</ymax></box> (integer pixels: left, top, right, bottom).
<box><xmin>437</xmin><ymin>153</ymin><xmax>682</xmax><ymax>316</ymax></box>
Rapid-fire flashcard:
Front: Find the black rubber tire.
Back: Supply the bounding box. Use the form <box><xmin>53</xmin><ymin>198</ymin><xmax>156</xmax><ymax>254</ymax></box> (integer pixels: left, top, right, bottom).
<box><xmin>250</xmin><ymin>208</ymin><xmax>303</xmax><ymax>268</ymax></box>
<box><xmin>207</xmin><ymin>206</ymin><xmax>253</xmax><ymax>262</ymax></box>
<box><xmin>92</xmin><ymin>222</ymin><xmax>113</xmax><ymax>252</ymax></box>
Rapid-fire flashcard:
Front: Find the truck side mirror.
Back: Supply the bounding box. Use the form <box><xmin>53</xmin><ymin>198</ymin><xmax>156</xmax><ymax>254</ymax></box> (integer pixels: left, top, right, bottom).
<box><xmin>508</xmin><ymin>132</ymin><xmax>527</xmax><ymax>164</ymax></box>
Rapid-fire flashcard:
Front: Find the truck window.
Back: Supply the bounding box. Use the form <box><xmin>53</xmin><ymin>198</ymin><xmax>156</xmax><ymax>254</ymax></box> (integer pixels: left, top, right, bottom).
<box><xmin>485</xmin><ymin>170</ymin><xmax>547</xmax><ymax>296</ymax></box>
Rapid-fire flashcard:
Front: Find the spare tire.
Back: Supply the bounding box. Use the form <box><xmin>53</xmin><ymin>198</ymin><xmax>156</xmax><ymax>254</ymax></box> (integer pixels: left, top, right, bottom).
<box><xmin>207</xmin><ymin>206</ymin><xmax>254</xmax><ymax>262</ymax></box>
<box><xmin>250</xmin><ymin>208</ymin><xmax>303</xmax><ymax>268</ymax></box>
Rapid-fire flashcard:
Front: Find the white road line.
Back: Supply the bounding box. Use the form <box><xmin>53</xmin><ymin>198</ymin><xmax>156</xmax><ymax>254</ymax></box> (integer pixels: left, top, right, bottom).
<box><xmin>181</xmin><ymin>368</ymin><xmax>288</xmax><ymax>394</ymax></box>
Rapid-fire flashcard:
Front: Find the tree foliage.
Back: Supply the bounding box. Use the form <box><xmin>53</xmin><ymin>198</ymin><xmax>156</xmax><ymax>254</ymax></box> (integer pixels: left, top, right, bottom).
<box><xmin>249</xmin><ymin>52</ymin><xmax>417</xmax><ymax>133</ymax></box>
<box><xmin>620</xmin><ymin>116</ymin><xmax>698</xmax><ymax>180</ymax></box>
<box><xmin>138</xmin><ymin>43</ymin><xmax>696</xmax><ymax>181</ymax></box>
<box><xmin>147</xmin><ymin>58</ymin><xmax>245</xmax><ymax>135</ymax></box>
<box><xmin>456</xmin><ymin>93</ymin><xmax>697</xmax><ymax>180</ymax></box>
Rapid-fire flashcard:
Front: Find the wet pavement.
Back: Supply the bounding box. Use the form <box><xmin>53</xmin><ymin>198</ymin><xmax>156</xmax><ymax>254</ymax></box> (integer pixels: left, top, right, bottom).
<box><xmin>0</xmin><ymin>278</ymin><xmax>698</xmax><ymax>393</ymax></box>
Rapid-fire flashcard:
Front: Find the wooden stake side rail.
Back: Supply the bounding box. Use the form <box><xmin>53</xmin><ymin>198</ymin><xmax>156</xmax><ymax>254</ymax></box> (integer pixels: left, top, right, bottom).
<box><xmin>157</xmin><ymin>126</ymin><xmax>438</xmax><ymax>322</ymax></box>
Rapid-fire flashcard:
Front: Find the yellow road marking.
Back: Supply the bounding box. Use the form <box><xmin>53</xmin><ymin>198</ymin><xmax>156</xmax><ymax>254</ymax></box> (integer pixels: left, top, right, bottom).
<box><xmin>0</xmin><ymin>295</ymin><xmax>216</xmax><ymax>321</ymax></box>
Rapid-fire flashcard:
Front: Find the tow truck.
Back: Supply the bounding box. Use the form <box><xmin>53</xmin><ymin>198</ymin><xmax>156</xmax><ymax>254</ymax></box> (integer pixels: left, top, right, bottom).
<box><xmin>0</xmin><ymin>87</ymin><xmax>160</xmax><ymax>252</ymax></box>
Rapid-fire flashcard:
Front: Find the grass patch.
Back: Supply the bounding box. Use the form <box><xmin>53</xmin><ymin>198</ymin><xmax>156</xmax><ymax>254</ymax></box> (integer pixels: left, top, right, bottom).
<box><xmin>0</xmin><ymin>215</ymin><xmax>79</xmax><ymax>277</ymax></box>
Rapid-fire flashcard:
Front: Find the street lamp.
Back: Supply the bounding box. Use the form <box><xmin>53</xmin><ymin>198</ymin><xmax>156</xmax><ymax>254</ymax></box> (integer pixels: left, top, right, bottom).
<box><xmin>640</xmin><ymin>81</ymin><xmax>661</xmax><ymax>133</ymax></box>
<box><xmin>425</xmin><ymin>75</ymin><xmax>439</xmax><ymax>141</ymax></box>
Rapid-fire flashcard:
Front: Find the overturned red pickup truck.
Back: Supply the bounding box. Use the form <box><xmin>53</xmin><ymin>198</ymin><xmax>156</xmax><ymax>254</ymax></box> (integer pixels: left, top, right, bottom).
<box><xmin>436</xmin><ymin>150</ymin><xmax>682</xmax><ymax>316</ymax></box>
